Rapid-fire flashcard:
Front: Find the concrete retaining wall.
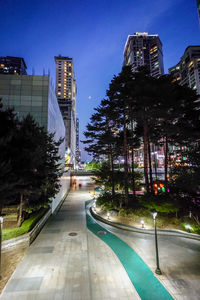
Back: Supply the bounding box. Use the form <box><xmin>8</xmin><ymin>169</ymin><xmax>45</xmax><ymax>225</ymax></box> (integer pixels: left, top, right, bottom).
<box><xmin>2</xmin><ymin>172</ymin><xmax>71</xmax><ymax>252</ymax></box>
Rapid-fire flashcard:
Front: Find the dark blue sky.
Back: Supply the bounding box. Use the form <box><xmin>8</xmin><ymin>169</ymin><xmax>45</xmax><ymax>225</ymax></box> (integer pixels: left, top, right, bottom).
<box><xmin>0</xmin><ymin>0</ymin><xmax>199</xmax><ymax>160</ymax></box>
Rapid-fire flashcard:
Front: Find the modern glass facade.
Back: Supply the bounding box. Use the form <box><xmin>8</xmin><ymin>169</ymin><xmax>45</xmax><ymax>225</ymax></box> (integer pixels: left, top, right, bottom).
<box><xmin>0</xmin><ymin>74</ymin><xmax>65</xmax><ymax>163</ymax></box>
<box><xmin>0</xmin><ymin>74</ymin><xmax>69</xmax><ymax>213</ymax></box>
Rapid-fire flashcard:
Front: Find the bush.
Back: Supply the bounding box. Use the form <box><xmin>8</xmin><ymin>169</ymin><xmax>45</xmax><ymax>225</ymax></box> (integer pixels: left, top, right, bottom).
<box><xmin>139</xmin><ymin>194</ymin><xmax>178</xmax><ymax>213</ymax></box>
<box><xmin>2</xmin><ymin>208</ymin><xmax>48</xmax><ymax>241</ymax></box>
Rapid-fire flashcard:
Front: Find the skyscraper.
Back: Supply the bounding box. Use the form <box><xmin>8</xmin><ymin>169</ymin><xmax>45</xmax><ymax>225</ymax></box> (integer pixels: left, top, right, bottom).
<box><xmin>123</xmin><ymin>32</ymin><xmax>164</xmax><ymax>77</ymax></box>
<box><xmin>0</xmin><ymin>56</ymin><xmax>27</xmax><ymax>75</ymax></box>
<box><xmin>54</xmin><ymin>55</ymin><xmax>77</xmax><ymax>167</ymax></box>
<box><xmin>169</xmin><ymin>46</ymin><xmax>200</xmax><ymax>95</ymax></box>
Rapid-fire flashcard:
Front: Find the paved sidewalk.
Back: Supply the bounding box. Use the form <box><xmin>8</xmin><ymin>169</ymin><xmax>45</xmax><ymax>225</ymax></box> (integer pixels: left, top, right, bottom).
<box><xmin>0</xmin><ymin>178</ymin><xmax>140</xmax><ymax>300</ymax></box>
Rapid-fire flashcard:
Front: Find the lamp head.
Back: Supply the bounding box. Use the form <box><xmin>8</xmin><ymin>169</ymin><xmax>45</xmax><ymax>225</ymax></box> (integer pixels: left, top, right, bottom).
<box><xmin>151</xmin><ymin>209</ymin><xmax>157</xmax><ymax>220</ymax></box>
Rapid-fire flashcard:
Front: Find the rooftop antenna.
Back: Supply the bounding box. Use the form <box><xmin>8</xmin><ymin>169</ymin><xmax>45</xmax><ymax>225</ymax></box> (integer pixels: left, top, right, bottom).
<box><xmin>43</xmin><ymin>68</ymin><xmax>45</xmax><ymax>76</ymax></box>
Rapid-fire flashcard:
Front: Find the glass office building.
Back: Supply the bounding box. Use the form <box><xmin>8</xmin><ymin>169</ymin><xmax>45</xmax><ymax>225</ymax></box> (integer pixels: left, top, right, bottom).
<box><xmin>0</xmin><ymin>74</ymin><xmax>68</xmax><ymax>212</ymax></box>
<box><xmin>0</xmin><ymin>74</ymin><xmax>65</xmax><ymax>159</ymax></box>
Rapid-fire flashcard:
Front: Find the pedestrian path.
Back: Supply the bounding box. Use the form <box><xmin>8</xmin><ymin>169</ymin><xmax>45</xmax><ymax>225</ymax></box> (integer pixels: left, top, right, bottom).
<box><xmin>86</xmin><ymin>201</ymin><xmax>173</xmax><ymax>300</ymax></box>
<box><xmin>0</xmin><ymin>180</ymin><xmax>140</xmax><ymax>300</ymax></box>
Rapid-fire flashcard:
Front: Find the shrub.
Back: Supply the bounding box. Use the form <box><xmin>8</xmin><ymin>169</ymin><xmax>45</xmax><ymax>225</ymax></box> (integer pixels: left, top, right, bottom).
<box><xmin>2</xmin><ymin>208</ymin><xmax>48</xmax><ymax>241</ymax></box>
<box><xmin>139</xmin><ymin>194</ymin><xmax>178</xmax><ymax>213</ymax></box>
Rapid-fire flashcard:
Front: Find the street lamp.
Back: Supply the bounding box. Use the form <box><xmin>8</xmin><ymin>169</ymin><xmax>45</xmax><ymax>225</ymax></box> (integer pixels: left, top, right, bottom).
<box><xmin>151</xmin><ymin>209</ymin><xmax>162</xmax><ymax>275</ymax></box>
<box><xmin>0</xmin><ymin>214</ymin><xmax>6</xmax><ymax>280</ymax></box>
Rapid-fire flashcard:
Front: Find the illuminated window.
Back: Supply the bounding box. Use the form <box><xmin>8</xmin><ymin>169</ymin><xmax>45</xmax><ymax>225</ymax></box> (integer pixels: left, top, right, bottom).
<box><xmin>68</xmin><ymin>72</ymin><xmax>71</xmax><ymax>76</ymax></box>
<box><xmin>69</xmin><ymin>63</ymin><xmax>72</xmax><ymax>67</ymax></box>
<box><xmin>0</xmin><ymin>64</ymin><xmax>4</xmax><ymax>67</ymax></box>
<box><xmin>188</xmin><ymin>61</ymin><xmax>194</xmax><ymax>68</ymax></box>
<box><xmin>58</xmin><ymin>92</ymin><xmax>61</xmax><ymax>95</ymax></box>
<box><xmin>58</xmin><ymin>83</ymin><xmax>61</xmax><ymax>86</ymax></box>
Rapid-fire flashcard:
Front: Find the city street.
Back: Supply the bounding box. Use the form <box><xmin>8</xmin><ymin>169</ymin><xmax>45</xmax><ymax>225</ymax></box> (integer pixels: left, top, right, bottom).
<box><xmin>1</xmin><ymin>176</ymin><xmax>200</xmax><ymax>300</ymax></box>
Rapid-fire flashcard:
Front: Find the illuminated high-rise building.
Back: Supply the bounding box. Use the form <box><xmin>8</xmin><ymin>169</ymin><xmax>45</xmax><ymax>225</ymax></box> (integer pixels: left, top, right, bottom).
<box><xmin>123</xmin><ymin>32</ymin><xmax>164</xmax><ymax>77</ymax></box>
<box><xmin>0</xmin><ymin>56</ymin><xmax>27</xmax><ymax>75</ymax></box>
<box><xmin>169</xmin><ymin>46</ymin><xmax>200</xmax><ymax>95</ymax></box>
<box><xmin>54</xmin><ymin>55</ymin><xmax>77</xmax><ymax>167</ymax></box>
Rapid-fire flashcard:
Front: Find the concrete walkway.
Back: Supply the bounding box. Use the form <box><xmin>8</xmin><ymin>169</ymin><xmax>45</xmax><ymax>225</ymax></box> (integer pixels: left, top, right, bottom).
<box><xmin>0</xmin><ymin>177</ymin><xmax>140</xmax><ymax>300</ymax></box>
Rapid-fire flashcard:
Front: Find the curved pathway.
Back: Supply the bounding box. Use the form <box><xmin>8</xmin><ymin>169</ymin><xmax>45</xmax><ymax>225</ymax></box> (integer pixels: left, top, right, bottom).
<box><xmin>86</xmin><ymin>201</ymin><xmax>173</xmax><ymax>300</ymax></box>
<box><xmin>1</xmin><ymin>176</ymin><xmax>199</xmax><ymax>299</ymax></box>
<box><xmin>0</xmin><ymin>176</ymin><xmax>140</xmax><ymax>300</ymax></box>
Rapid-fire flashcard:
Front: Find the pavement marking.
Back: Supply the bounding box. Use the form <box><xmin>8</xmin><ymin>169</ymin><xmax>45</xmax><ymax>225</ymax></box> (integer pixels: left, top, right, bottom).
<box><xmin>85</xmin><ymin>201</ymin><xmax>174</xmax><ymax>300</ymax></box>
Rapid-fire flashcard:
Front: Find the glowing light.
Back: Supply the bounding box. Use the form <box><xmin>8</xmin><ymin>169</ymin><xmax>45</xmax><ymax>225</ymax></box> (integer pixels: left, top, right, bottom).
<box><xmin>141</xmin><ymin>220</ymin><xmax>144</xmax><ymax>228</ymax></box>
<box><xmin>185</xmin><ymin>224</ymin><xmax>192</xmax><ymax>232</ymax></box>
<box><xmin>152</xmin><ymin>212</ymin><xmax>157</xmax><ymax>220</ymax></box>
<box><xmin>135</xmin><ymin>32</ymin><xmax>148</xmax><ymax>35</ymax></box>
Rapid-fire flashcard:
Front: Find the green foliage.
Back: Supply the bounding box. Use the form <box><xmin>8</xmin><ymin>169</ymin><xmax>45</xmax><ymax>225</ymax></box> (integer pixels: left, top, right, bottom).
<box><xmin>85</xmin><ymin>161</ymin><xmax>102</xmax><ymax>170</ymax></box>
<box><xmin>2</xmin><ymin>208</ymin><xmax>48</xmax><ymax>241</ymax></box>
<box><xmin>93</xmin><ymin>161</ymin><xmax>143</xmax><ymax>192</ymax></box>
<box><xmin>0</xmin><ymin>100</ymin><xmax>64</xmax><ymax>219</ymax></box>
<box><xmin>139</xmin><ymin>194</ymin><xmax>178</xmax><ymax>213</ymax></box>
<box><xmin>0</xmin><ymin>99</ymin><xmax>20</xmax><ymax>211</ymax></box>
<box><xmin>169</xmin><ymin>143</ymin><xmax>200</xmax><ymax>213</ymax></box>
<box><xmin>96</xmin><ymin>190</ymin><xmax>200</xmax><ymax>234</ymax></box>
<box><xmin>13</xmin><ymin>115</ymin><xmax>63</xmax><ymax>212</ymax></box>
<box><xmin>96</xmin><ymin>191</ymin><xmax>123</xmax><ymax>211</ymax></box>
<box><xmin>180</xmin><ymin>222</ymin><xmax>200</xmax><ymax>235</ymax></box>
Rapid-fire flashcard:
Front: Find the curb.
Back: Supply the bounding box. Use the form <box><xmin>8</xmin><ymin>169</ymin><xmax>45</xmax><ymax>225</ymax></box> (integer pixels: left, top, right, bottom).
<box><xmin>90</xmin><ymin>207</ymin><xmax>200</xmax><ymax>241</ymax></box>
<box><xmin>2</xmin><ymin>209</ymin><xmax>52</xmax><ymax>253</ymax></box>
<box><xmin>2</xmin><ymin>189</ymin><xmax>71</xmax><ymax>253</ymax></box>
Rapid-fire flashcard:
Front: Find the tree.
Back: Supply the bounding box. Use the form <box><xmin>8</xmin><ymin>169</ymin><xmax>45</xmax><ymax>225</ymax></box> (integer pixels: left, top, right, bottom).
<box><xmin>152</xmin><ymin>75</ymin><xmax>200</xmax><ymax>185</ymax></box>
<box><xmin>10</xmin><ymin>115</ymin><xmax>63</xmax><ymax>226</ymax></box>
<box><xmin>83</xmin><ymin>101</ymin><xmax>119</xmax><ymax>197</ymax></box>
<box><xmin>106</xmin><ymin>66</ymin><xmax>136</xmax><ymax>204</ymax></box>
<box><xmin>0</xmin><ymin>99</ymin><xmax>21</xmax><ymax>214</ymax></box>
<box><xmin>169</xmin><ymin>143</ymin><xmax>200</xmax><ymax>216</ymax></box>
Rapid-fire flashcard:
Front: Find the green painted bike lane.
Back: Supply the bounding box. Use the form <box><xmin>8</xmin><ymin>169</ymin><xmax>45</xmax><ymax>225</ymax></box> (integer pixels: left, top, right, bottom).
<box><xmin>85</xmin><ymin>201</ymin><xmax>173</xmax><ymax>300</ymax></box>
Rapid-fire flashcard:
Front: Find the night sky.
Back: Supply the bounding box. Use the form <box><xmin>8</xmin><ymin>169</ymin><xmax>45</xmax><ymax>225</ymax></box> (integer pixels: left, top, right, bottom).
<box><xmin>0</xmin><ymin>0</ymin><xmax>199</xmax><ymax>160</ymax></box>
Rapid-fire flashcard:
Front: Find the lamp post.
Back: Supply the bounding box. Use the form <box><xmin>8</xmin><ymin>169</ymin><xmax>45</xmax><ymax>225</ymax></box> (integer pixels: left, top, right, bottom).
<box><xmin>0</xmin><ymin>214</ymin><xmax>5</xmax><ymax>280</ymax></box>
<box><xmin>151</xmin><ymin>209</ymin><xmax>162</xmax><ymax>275</ymax></box>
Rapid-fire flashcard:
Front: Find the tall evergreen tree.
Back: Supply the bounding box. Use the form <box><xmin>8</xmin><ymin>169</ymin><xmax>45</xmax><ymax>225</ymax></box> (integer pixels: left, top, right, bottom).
<box><xmin>0</xmin><ymin>99</ymin><xmax>20</xmax><ymax>213</ymax></box>
<box><xmin>10</xmin><ymin>115</ymin><xmax>63</xmax><ymax>226</ymax></box>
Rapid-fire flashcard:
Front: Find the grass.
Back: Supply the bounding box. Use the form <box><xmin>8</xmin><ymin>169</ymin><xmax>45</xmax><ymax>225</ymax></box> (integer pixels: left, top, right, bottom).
<box><xmin>96</xmin><ymin>193</ymin><xmax>200</xmax><ymax>235</ymax></box>
<box><xmin>2</xmin><ymin>208</ymin><xmax>49</xmax><ymax>241</ymax></box>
